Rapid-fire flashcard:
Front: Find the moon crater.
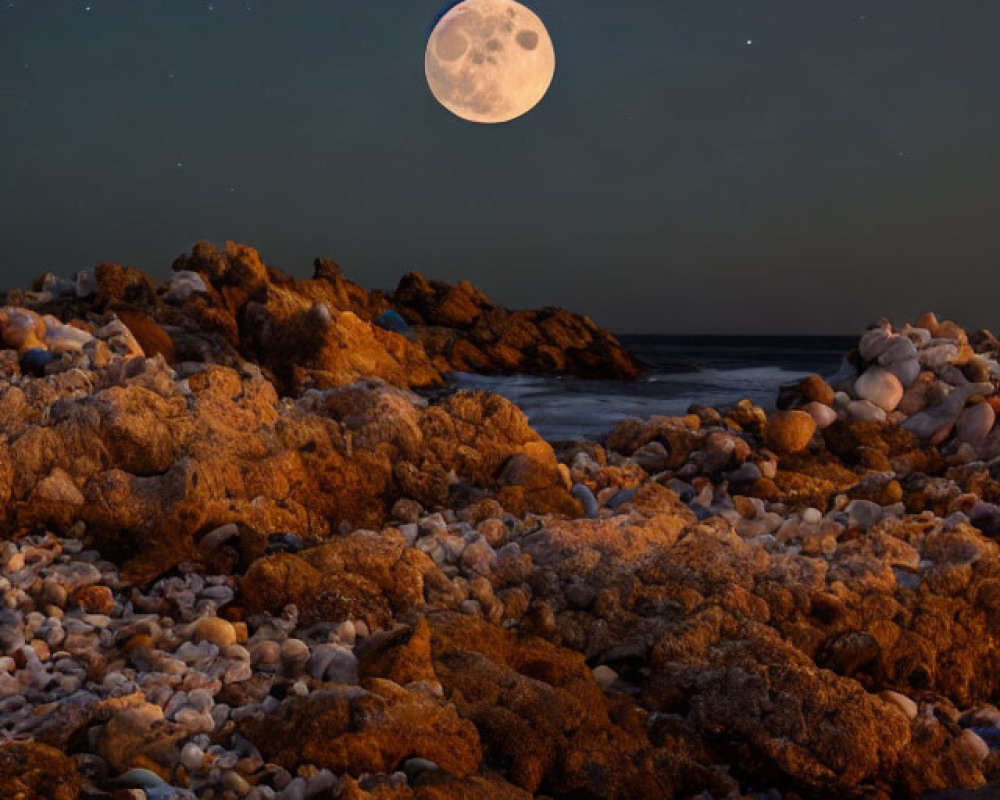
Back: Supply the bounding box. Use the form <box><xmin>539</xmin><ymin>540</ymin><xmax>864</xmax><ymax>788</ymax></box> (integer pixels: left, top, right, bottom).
<box><xmin>515</xmin><ymin>30</ymin><xmax>538</xmax><ymax>50</ymax></box>
<box><xmin>425</xmin><ymin>0</ymin><xmax>556</xmax><ymax>124</ymax></box>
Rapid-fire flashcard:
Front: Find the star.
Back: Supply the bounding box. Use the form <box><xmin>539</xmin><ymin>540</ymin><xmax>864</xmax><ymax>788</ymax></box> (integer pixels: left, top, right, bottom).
<box><xmin>745</xmin><ymin>39</ymin><xmax>755</xmax><ymax>47</ymax></box>
<box><xmin>176</xmin><ymin>161</ymin><xmax>184</xmax><ymax>168</ymax></box>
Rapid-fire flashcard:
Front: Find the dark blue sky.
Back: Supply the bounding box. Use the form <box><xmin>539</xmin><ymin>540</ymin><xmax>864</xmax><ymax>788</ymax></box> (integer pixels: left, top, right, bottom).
<box><xmin>2</xmin><ymin>1</ymin><xmax>999</xmax><ymax>333</ymax></box>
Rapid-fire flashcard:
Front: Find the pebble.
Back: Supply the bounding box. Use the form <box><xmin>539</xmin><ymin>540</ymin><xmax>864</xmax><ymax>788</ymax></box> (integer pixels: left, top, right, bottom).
<box><xmin>858</xmin><ymin>324</ymin><xmax>893</xmax><ymax>361</ymax></box>
<box><xmin>193</xmin><ymin>617</ymin><xmax>237</xmax><ymax>648</ymax></box>
<box><xmin>847</xmin><ymin>400</ymin><xmax>887</xmax><ymax>424</ymax></box>
<box><xmin>886</xmin><ymin>357</ymin><xmax>921</xmax><ymax>388</ymax></box>
<box><xmin>876</xmin><ymin>335</ymin><xmax>918</xmax><ymax>367</ymax></box>
<box><xmin>308</xmin><ymin>643</ymin><xmax>358</xmax><ymax>684</ymax></box>
<box><xmin>956</xmin><ymin>402</ymin><xmax>996</xmax><ymax>445</ymax></box>
<box><xmin>854</xmin><ymin>366</ymin><xmax>904</xmax><ymax>412</ymax></box>
<box><xmin>881</xmin><ymin>690</ymin><xmax>918</xmax><ymax>720</ymax></box>
<box><xmin>802</xmin><ymin>401</ymin><xmax>837</xmax><ymax>429</ymax></box>
<box><xmin>279</xmin><ymin>638</ymin><xmax>311</xmax><ymax>676</ymax></box>
<box><xmin>592</xmin><ymin>665</ymin><xmax>618</xmax><ymax>690</ymax></box>
<box><xmin>959</xmin><ymin>729</ymin><xmax>991</xmax><ymax>762</ymax></box>
<box><xmin>180</xmin><ymin>741</ymin><xmax>206</xmax><ymax>772</ymax></box>
<box><xmin>728</xmin><ymin>461</ymin><xmax>762</xmax><ymax>484</ymax></box>
<box><xmin>846</xmin><ymin>499</ymin><xmax>883</xmax><ymax>530</ymax></box>
<box><xmin>571</xmin><ymin>483</ymin><xmax>599</xmax><ymax>518</ymax></box>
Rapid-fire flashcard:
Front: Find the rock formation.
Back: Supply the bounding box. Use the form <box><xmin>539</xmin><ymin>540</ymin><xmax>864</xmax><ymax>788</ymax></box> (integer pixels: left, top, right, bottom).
<box><xmin>1</xmin><ymin>256</ymin><xmax>1000</xmax><ymax>799</ymax></box>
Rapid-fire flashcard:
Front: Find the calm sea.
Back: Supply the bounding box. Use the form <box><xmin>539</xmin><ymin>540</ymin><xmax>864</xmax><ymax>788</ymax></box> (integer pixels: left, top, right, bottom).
<box><xmin>449</xmin><ymin>334</ymin><xmax>857</xmax><ymax>441</ymax></box>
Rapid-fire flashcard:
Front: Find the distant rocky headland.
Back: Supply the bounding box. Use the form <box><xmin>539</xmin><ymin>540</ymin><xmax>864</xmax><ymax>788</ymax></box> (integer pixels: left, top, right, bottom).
<box><xmin>2</xmin><ymin>242</ymin><xmax>1000</xmax><ymax>799</ymax></box>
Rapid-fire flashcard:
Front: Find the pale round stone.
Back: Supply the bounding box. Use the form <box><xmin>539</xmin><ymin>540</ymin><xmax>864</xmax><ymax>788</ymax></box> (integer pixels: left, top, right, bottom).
<box><xmin>192</xmin><ymin>617</ymin><xmax>237</xmax><ymax>648</ymax></box>
<box><xmin>180</xmin><ymin>742</ymin><xmax>205</xmax><ymax>772</ymax></box>
<box><xmin>847</xmin><ymin>400</ymin><xmax>887</xmax><ymax>423</ymax></box>
<box><xmin>959</xmin><ymin>729</ymin><xmax>990</xmax><ymax>762</ymax></box>
<box><xmin>854</xmin><ymin>366</ymin><xmax>904</xmax><ymax>412</ymax></box>
<box><xmin>802</xmin><ymin>401</ymin><xmax>838</xmax><ymax>429</ymax></box>
<box><xmin>592</xmin><ymin>665</ymin><xmax>617</xmax><ymax>689</ymax></box>
<box><xmin>880</xmin><ymin>690</ymin><xmax>918</xmax><ymax>720</ymax></box>
<box><xmin>280</xmin><ymin>638</ymin><xmax>311</xmax><ymax>676</ymax></box>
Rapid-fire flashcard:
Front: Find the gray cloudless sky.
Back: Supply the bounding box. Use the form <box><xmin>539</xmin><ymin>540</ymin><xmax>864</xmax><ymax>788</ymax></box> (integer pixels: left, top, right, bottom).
<box><xmin>2</xmin><ymin>0</ymin><xmax>999</xmax><ymax>333</ymax></box>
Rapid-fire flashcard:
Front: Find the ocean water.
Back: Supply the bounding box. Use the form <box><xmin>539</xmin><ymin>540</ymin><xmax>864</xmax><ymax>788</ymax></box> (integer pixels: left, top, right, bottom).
<box><xmin>449</xmin><ymin>335</ymin><xmax>857</xmax><ymax>441</ymax></box>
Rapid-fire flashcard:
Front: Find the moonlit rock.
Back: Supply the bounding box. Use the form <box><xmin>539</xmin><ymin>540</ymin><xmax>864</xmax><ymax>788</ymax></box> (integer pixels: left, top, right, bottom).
<box><xmin>107</xmin><ymin>768</ymin><xmax>170</xmax><ymax>789</ymax></box>
<box><xmin>192</xmin><ymin>617</ymin><xmax>237</xmax><ymax>648</ymax></box>
<box><xmin>902</xmin><ymin>382</ymin><xmax>994</xmax><ymax>439</ymax></box>
<box><xmin>305</xmin><ymin>770</ymin><xmax>339</xmax><ymax>796</ymax></box>
<box><xmin>847</xmin><ymin>400</ymin><xmax>887</xmax><ymax>423</ymax></box>
<box><xmin>881</xmin><ymin>690</ymin><xmax>918</xmax><ymax>720</ymax></box>
<box><xmin>310</xmin><ymin>302</ymin><xmax>333</xmax><ymax>326</ymax></box>
<box><xmin>885</xmin><ymin>357</ymin><xmax>921</xmax><ymax>388</ymax></box>
<box><xmin>802</xmin><ymin>401</ymin><xmax>838</xmax><ymax>429</ymax></box>
<box><xmin>308</xmin><ymin>643</ymin><xmax>358</xmax><ymax>684</ymax></box>
<box><xmin>727</xmin><ymin>461</ymin><xmax>762</xmax><ymax>484</ymax></box>
<box><xmin>900</xmin><ymin>324</ymin><xmax>932</xmax><ymax>348</ymax></box>
<box><xmin>940</xmin><ymin>365</ymin><xmax>971</xmax><ymax>387</ymax></box>
<box><xmin>859</xmin><ymin>324</ymin><xmax>893</xmax><ymax>361</ymax></box>
<box><xmin>175</xmin><ymin>707</ymin><xmax>215</xmax><ymax>733</ymax></box>
<box><xmin>855</xmin><ymin>366</ymin><xmax>903</xmax><ymax>412</ymax></box>
<box><xmin>571</xmin><ymin>483</ymin><xmax>598</xmax><ymax>518</ymax></box>
<box><xmin>592</xmin><ymin>665</ymin><xmax>617</xmax><ymax>689</ymax></box>
<box><xmin>280</xmin><ymin>638</ymin><xmax>311</xmax><ymax>676</ymax></box>
<box><xmin>960</xmin><ymin>729</ymin><xmax>991</xmax><ymax>762</ymax></box>
<box><xmin>846</xmin><ymin>499</ymin><xmax>882</xmax><ymax>529</ymax></box>
<box><xmin>164</xmin><ymin>270</ymin><xmax>209</xmax><ymax>303</ymax></box>
<box><xmin>877</xmin><ymin>335</ymin><xmax>918</xmax><ymax>367</ymax></box>
<box><xmin>1</xmin><ymin>308</ymin><xmax>46</xmax><ymax>351</ymax></box>
<box><xmin>957</xmin><ymin>402</ymin><xmax>996</xmax><ymax>444</ymax></box>
<box><xmin>180</xmin><ymin>742</ymin><xmax>205</xmax><ymax>772</ymax></box>
<box><xmin>75</xmin><ymin>270</ymin><xmax>98</xmax><ymax>298</ymax></box>
<box><xmin>46</xmin><ymin>320</ymin><xmax>94</xmax><ymax>355</ymax></box>
<box><xmin>198</xmin><ymin>523</ymin><xmax>240</xmax><ymax>550</ymax></box>
<box><xmin>919</xmin><ymin>342</ymin><xmax>959</xmax><ymax>371</ymax></box>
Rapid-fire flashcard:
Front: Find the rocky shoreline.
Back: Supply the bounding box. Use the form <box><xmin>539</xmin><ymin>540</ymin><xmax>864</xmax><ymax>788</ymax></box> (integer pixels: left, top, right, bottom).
<box><xmin>2</xmin><ymin>245</ymin><xmax>1000</xmax><ymax>799</ymax></box>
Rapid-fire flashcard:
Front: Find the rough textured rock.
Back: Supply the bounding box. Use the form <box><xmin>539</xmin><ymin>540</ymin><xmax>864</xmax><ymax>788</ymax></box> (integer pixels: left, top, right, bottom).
<box><xmin>5</xmin><ymin>275</ymin><xmax>1000</xmax><ymax>800</ymax></box>
<box><xmin>764</xmin><ymin>410</ymin><xmax>818</xmax><ymax>454</ymax></box>
<box><xmin>238</xmin><ymin>681</ymin><xmax>482</xmax><ymax>778</ymax></box>
<box><xmin>3</xmin><ymin>360</ymin><xmax>574</xmax><ymax>578</ymax></box>
<box><xmin>0</xmin><ymin>741</ymin><xmax>82</xmax><ymax>800</ymax></box>
<box><xmin>388</xmin><ymin>271</ymin><xmax>642</xmax><ymax>379</ymax></box>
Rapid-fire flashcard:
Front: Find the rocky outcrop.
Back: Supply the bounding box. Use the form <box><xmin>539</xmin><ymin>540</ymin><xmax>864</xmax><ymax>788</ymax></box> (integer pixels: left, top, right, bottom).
<box><xmin>6</xmin><ymin>274</ymin><xmax>1000</xmax><ymax>800</ymax></box>
<box><xmin>14</xmin><ymin>241</ymin><xmax>641</xmax><ymax>394</ymax></box>
<box><xmin>0</xmin><ymin>354</ymin><xmax>575</xmax><ymax>579</ymax></box>
<box><xmin>388</xmin><ymin>271</ymin><xmax>643</xmax><ymax>379</ymax></box>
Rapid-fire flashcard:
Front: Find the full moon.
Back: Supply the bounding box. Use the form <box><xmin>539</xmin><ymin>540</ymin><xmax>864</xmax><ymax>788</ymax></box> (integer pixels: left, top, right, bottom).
<box><xmin>425</xmin><ymin>0</ymin><xmax>556</xmax><ymax>124</ymax></box>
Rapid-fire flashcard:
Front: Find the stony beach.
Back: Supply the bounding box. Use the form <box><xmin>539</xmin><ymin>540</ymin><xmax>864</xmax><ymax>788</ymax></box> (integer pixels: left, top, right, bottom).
<box><xmin>3</xmin><ymin>243</ymin><xmax>1000</xmax><ymax>799</ymax></box>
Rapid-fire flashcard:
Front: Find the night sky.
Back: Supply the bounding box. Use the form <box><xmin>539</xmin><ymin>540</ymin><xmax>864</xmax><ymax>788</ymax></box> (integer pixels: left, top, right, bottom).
<box><xmin>2</xmin><ymin>1</ymin><xmax>999</xmax><ymax>334</ymax></box>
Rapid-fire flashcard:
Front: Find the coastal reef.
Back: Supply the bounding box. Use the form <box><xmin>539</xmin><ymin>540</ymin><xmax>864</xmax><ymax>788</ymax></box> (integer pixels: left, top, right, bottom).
<box><xmin>2</xmin><ymin>248</ymin><xmax>1000</xmax><ymax>799</ymax></box>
